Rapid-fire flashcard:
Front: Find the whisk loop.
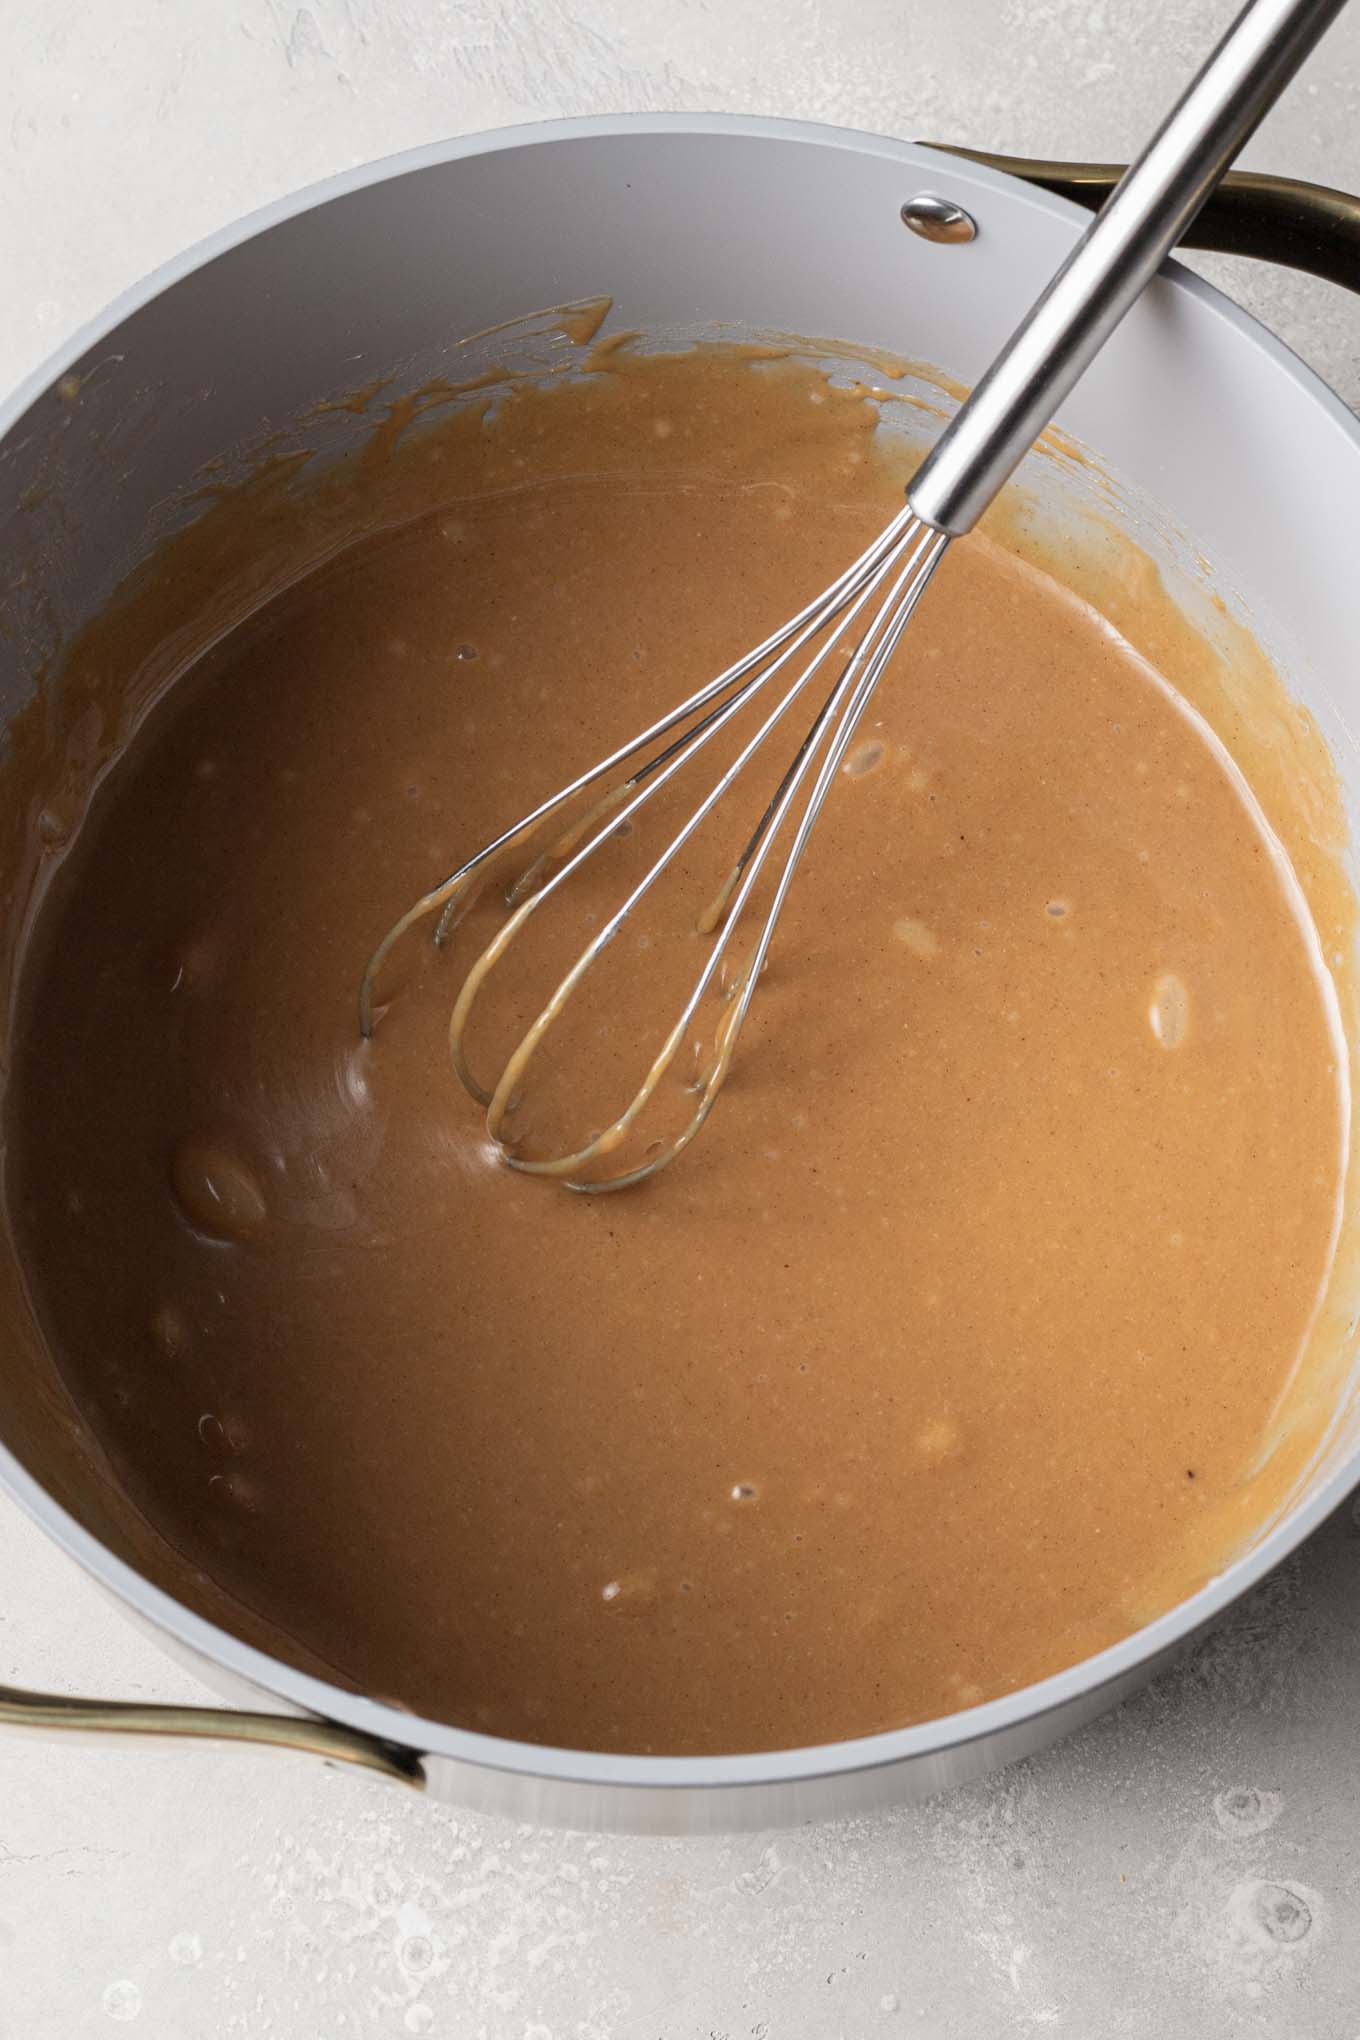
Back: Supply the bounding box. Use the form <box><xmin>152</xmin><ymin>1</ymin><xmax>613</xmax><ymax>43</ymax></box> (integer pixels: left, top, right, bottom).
<box><xmin>359</xmin><ymin>511</ymin><xmax>948</xmax><ymax>1189</ymax></box>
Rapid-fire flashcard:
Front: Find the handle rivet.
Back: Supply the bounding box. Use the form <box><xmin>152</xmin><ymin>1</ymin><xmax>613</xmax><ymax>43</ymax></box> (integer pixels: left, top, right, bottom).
<box><xmin>901</xmin><ymin>194</ymin><xmax>977</xmax><ymax>244</ymax></box>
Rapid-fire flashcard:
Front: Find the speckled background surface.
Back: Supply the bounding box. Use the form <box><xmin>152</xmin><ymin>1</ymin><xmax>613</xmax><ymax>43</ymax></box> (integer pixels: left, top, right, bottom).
<box><xmin>3</xmin><ymin>3</ymin><xmax>1360</xmax><ymax>2034</ymax></box>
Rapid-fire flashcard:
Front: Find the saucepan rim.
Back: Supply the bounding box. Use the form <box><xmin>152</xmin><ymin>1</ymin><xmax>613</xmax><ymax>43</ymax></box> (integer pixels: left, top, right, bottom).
<box><xmin>2</xmin><ymin>110</ymin><xmax>1358</xmax><ymax>1794</ymax></box>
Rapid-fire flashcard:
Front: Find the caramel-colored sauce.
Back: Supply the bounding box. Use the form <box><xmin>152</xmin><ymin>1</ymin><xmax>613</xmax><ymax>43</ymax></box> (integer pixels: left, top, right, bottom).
<box><xmin>5</xmin><ymin>347</ymin><xmax>1347</xmax><ymax>1754</ymax></box>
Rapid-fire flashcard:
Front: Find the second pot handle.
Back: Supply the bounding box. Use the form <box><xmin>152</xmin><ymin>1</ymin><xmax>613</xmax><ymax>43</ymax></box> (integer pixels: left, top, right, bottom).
<box><xmin>0</xmin><ymin>1679</ymin><xmax>425</xmax><ymax>1787</ymax></box>
<box><xmin>920</xmin><ymin>145</ymin><xmax>1360</xmax><ymax>293</ymax></box>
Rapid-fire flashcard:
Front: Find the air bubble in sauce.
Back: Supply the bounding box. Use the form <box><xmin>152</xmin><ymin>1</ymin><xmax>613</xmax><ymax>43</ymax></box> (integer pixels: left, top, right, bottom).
<box><xmin>170</xmin><ymin>1138</ymin><xmax>267</xmax><ymax>1242</ymax></box>
<box><xmin>1149</xmin><ymin>971</ymin><xmax>1190</xmax><ymax>1049</ymax></box>
<box><xmin>842</xmin><ymin>738</ymin><xmax>886</xmax><ymax>778</ymax></box>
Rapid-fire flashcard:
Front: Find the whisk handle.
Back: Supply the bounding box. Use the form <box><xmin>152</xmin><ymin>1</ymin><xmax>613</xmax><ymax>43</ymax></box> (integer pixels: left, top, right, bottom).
<box><xmin>907</xmin><ymin>0</ymin><xmax>1349</xmax><ymax>537</ymax></box>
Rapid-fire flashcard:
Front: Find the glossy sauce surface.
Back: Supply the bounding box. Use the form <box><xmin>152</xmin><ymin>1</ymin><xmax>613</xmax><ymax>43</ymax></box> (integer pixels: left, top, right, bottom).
<box><xmin>6</xmin><ymin>349</ymin><xmax>1346</xmax><ymax>1753</ymax></box>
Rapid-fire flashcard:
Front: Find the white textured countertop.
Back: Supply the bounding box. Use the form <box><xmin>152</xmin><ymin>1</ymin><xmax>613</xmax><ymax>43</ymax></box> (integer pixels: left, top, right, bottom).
<box><xmin>3</xmin><ymin>4</ymin><xmax>1360</xmax><ymax>2035</ymax></box>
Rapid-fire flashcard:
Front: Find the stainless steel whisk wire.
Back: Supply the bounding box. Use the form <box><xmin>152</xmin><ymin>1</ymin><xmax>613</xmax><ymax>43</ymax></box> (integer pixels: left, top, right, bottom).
<box><xmin>451</xmin><ymin>516</ymin><xmax>949</xmax><ymax>1187</ymax></box>
<box><xmin>359</xmin><ymin>0</ymin><xmax>1348</xmax><ymax>1191</ymax></box>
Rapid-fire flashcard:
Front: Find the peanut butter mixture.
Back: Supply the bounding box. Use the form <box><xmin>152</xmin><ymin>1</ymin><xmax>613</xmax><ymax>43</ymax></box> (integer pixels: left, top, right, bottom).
<box><xmin>5</xmin><ymin>347</ymin><xmax>1347</xmax><ymax>1754</ymax></box>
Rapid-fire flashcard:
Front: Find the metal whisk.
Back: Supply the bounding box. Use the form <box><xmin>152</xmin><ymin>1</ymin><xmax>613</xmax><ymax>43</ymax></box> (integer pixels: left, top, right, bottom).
<box><xmin>360</xmin><ymin>0</ymin><xmax>1345</xmax><ymax>1192</ymax></box>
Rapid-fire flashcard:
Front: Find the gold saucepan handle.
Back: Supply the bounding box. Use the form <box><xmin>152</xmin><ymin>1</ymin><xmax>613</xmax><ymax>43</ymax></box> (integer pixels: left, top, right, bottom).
<box><xmin>922</xmin><ymin>146</ymin><xmax>1360</xmax><ymax>292</ymax></box>
<box><xmin>0</xmin><ymin>1681</ymin><xmax>425</xmax><ymax>1787</ymax></box>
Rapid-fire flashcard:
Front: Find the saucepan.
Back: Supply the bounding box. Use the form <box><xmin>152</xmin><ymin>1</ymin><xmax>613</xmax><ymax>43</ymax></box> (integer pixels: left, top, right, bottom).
<box><xmin>1</xmin><ymin>117</ymin><xmax>1358</xmax><ymax>1836</ymax></box>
